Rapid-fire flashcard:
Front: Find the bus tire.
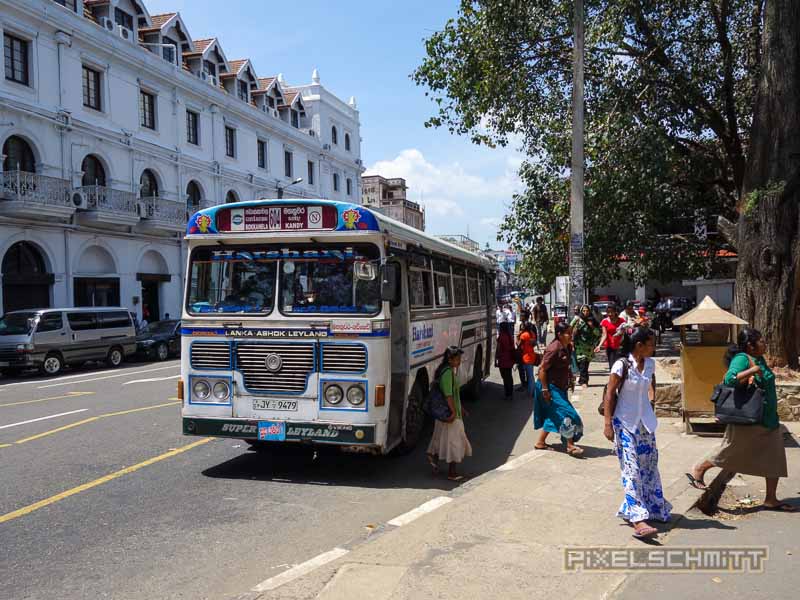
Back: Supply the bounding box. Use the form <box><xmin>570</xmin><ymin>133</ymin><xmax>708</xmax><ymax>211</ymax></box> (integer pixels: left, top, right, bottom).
<box><xmin>395</xmin><ymin>378</ymin><xmax>427</xmax><ymax>455</ymax></box>
<box><xmin>464</xmin><ymin>347</ymin><xmax>483</xmax><ymax>401</ymax></box>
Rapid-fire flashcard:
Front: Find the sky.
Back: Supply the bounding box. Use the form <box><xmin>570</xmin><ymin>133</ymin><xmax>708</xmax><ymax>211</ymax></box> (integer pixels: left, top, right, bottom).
<box><xmin>144</xmin><ymin>0</ymin><xmax>524</xmax><ymax>248</ymax></box>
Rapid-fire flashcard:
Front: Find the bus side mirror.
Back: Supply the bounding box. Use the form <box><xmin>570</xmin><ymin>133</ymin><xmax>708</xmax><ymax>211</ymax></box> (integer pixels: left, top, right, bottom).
<box><xmin>381</xmin><ymin>262</ymin><xmax>400</xmax><ymax>304</ymax></box>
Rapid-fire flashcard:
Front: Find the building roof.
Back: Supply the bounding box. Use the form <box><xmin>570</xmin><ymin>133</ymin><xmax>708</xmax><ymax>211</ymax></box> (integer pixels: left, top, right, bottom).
<box><xmin>184</xmin><ymin>38</ymin><xmax>215</xmax><ymax>56</ymax></box>
<box><xmin>139</xmin><ymin>12</ymin><xmax>176</xmax><ymax>32</ymax></box>
<box><xmin>279</xmin><ymin>91</ymin><xmax>300</xmax><ymax>108</ymax></box>
<box><xmin>251</xmin><ymin>77</ymin><xmax>278</xmax><ymax>95</ymax></box>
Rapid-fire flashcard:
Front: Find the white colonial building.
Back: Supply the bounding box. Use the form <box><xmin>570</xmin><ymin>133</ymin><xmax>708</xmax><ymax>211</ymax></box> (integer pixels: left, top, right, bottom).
<box><xmin>0</xmin><ymin>0</ymin><xmax>363</xmax><ymax>320</ymax></box>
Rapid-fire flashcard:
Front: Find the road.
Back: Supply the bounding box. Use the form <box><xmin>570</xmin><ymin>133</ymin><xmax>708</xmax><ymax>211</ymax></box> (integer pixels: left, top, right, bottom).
<box><xmin>0</xmin><ymin>359</ymin><xmax>552</xmax><ymax>600</ymax></box>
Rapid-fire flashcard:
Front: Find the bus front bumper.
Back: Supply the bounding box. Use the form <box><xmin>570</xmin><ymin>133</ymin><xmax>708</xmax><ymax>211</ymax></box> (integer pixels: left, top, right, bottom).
<box><xmin>182</xmin><ymin>417</ymin><xmax>376</xmax><ymax>446</ymax></box>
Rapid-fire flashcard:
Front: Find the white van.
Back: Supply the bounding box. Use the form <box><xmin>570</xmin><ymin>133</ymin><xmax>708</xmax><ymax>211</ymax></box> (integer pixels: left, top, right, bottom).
<box><xmin>0</xmin><ymin>307</ymin><xmax>137</xmax><ymax>376</ymax></box>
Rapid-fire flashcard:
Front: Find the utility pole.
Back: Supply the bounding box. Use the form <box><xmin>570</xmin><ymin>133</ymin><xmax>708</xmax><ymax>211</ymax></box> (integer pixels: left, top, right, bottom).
<box><xmin>569</xmin><ymin>0</ymin><xmax>586</xmax><ymax>310</ymax></box>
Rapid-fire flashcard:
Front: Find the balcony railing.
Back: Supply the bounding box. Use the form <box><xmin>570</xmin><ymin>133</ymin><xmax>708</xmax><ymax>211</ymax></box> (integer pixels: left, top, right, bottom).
<box><xmin>79</xmin><ymin>185</ymin><xmax>139</xmax><ymax>216</ymax></box>
<box><xmin>141</xmin><ymin>196</ymin><xmax>187</xmax><ymax>226</ymax></box>
<box><xmin>0</xmin><ymin>170</ymin><xmax>71</xmax><ymax>207</ymax></box>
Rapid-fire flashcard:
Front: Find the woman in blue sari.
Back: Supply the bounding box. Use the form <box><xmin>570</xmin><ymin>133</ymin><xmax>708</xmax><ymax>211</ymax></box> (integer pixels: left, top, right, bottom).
<box><xmin>534</xmin><ymin>322</ymin><xmax>584</xmax><ymax>456</ymax></box>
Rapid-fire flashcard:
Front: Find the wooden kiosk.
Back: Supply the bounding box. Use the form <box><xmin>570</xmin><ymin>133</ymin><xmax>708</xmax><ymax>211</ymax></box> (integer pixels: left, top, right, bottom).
<box><xmin>672</xmin><ymin>296</ymin><xmax>748</xmax><ymax>435</ymax></box>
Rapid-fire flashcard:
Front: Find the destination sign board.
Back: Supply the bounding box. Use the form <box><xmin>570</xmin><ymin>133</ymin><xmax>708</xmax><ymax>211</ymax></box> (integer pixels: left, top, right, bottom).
<box><xmin>215</xmin><ymin>205</ymin><xmax>338</xmax><ymax>232</ymax></box>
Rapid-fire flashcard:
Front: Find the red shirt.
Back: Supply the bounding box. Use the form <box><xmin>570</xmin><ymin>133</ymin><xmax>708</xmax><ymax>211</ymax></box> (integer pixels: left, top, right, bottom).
<box><xmin>495</xmin><ymin>331</ymin><xmax>516</xmax><ymax>369</ymax></box>
<box><xmin>601</xmin><ymin>317</ymin><xmax>625</xmax><ymax>350</ymax></box>
<box><xmin>519</xmin><ymin>331</ymin><xmax>537</xmax><ymax>365</ymax></box>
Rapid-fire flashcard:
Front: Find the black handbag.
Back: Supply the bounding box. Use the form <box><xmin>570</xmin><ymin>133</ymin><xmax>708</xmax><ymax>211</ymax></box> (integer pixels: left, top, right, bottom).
<box><xmin>711</xmin><ymin>383</ymin><xmax>764</xmax><ymax>425</ymax></box>
<box><xmin>423</xmin><ymin>370</ymin><xmax>454</xmax><ymax>422</ymax></box>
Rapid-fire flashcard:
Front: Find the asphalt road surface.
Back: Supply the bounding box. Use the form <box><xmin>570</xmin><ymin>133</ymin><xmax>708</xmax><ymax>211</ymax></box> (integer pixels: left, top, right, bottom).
<box><xmin>0</xmin><ymin>358</ymin><xmax>605</xmax><ymax>600</ymax></box>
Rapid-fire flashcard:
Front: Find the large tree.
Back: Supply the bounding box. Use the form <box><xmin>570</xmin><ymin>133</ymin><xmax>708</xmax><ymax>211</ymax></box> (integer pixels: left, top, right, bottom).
<box><xmin>413</xmin><ymin>1</ymin><xmax>767</xmax><ymax>310</ymax></box>
<box><xmin>721</xmin><ymin>0</ymin><xmax>800</xmax><ymax>366</ymax></box>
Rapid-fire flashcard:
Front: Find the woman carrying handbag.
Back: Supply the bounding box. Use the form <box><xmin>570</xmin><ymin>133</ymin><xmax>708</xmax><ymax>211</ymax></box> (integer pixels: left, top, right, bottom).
<box><xmin>686</xmin><ymin>328</ymin><xmax>795</xmax><ymax>512</ymax></box>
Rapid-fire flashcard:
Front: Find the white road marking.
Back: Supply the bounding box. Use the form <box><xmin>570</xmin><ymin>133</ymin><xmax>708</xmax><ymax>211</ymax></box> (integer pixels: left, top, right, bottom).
<box><xmin>387</xmin><ymin>496</ymin><xmax>452</xmax><ymax>527</ymax></box>
<box><xmin>122</xmin><ymin>375</ymin><xmax>181</xmax><ymax>386</ymax></box>
<box><xmin>496</xmin><ymin>449</ymin><xmax>545</xmax><ymax>472</ymax></box>
<box><xmin>36</xmin><ymin>365</ymin><xmax>180</xmax><ymax>389</ymax></box>
<box><xmin>0</xmin><ymin>363</ymin><xmax>179</xmax><ymax>389</ymax></box>
<box><xmin>0</xmin><ymin>409</ymin><xmax>88</xmax><ymax>430</ymax></box>
<box><xmin>252</xmin><ymin>547</ymin><xmax>349</xmax><ymax>592</ymax></box>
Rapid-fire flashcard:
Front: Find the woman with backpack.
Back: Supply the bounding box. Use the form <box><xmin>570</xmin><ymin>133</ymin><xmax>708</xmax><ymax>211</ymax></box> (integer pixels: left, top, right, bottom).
<box><xmin>426</xmin><ymin>346</ymin><xmax>472</xmax><ymax>481</ymax></box>
<box><xmin>533</xmin><ymin>322</ymin><xmax>584</xmax><ymax>455</ymax></box>
<box><xmin>603</xmin><ymin>327</ymin><xmax>671</xmax><ymax>539</ymax></box>
<box><xmin>685</xmin><ymin>328</ymin><xmax>794</xmax><ymax>511</ymax></box>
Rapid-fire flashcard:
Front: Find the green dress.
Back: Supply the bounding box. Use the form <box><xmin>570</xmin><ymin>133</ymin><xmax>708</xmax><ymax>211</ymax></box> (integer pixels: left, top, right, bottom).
<box><xmin>570</xmin><ymin>316</ymin><xmax>601</xmax><ymax>362</ymax></box>
<box><xmin>724</xmin><ymin>353</ymin><xmax>778</xmax><ymax>429</ymax></box>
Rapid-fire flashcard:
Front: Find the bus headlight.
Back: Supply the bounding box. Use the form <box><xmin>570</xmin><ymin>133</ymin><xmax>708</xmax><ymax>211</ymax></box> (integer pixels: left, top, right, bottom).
<box><xmin>346</xmin><ymin>385</ymin><xmax>365</xmax><ymax>406</ymax></box>
<box><xmin>325</xmin><ymin>384</ymin><xmax>344</xmax><ymax>405</ymax></box>
<box><xmin>212</xmin><ymin>381</ymin><xmax>230</xmax><ymax>401</ymax></box>
<box><xmin>193</xmin><ymin>379</ymin><xmax>211</xmax><ymax>401</ymax></box>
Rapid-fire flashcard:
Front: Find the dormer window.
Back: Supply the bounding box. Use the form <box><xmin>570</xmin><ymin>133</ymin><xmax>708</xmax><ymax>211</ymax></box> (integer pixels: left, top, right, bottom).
<box><xmin>268</xmin><ymin>96</ymin><xmax>275</xmax><ymax>108</ymax></box>
<box><xmin>291</xmin><ymin>110</ymin><xmax>299</xmax><ymax>128</ymax></box>
<box><xmin>238</xmin><ymin>80</ymin><xmax>248</xmax><ymax>102</ymax></box>
<box><xmin>203</xmin><ymin>60</ymin><xmax>216</xmax><ymax>78</ymax></box>
<box><xmin>114</xmin><ymin>8</ymin><xmax>134</xmax><ymax>31</ymax></box>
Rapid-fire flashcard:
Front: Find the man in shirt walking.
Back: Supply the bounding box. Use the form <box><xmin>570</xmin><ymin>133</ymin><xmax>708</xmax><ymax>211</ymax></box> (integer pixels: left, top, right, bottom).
<box><xmin>533</xmin><ymin>297</ymin><xmax>549</xmax><ymax>348</ymax></box>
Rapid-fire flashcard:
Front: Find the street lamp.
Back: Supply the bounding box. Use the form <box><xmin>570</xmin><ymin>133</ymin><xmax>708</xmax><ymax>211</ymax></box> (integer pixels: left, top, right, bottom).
<box><xmin>277</xmin><ymin>177</ymin><xmax>303</xmax><ymax>199</ymax></box>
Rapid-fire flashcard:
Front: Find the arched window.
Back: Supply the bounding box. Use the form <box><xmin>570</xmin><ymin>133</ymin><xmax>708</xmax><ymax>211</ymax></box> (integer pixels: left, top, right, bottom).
<box><xmin>2</xmin><ymin>136</ymin><xmax>36</xmax><ymax>172</ymax></box>
<box><xmin>139</xmin><ymin>169</ymin><xmax>159</xmax><ymax>198</ymax></box>
<box><xmin>332</xmin><ymin>173</ymin><xmax>339</xmax><ymax>192</ymax></box>
<box><xmin>2</xmin><ymin>241</ymin><xmax>51</xmax><ymax>313</ymax></box>
<box><xmin>81</xmin><ymin>155</ymin><xmax>106</xmax><ymax>187</ymax></box>
<box><xmin>331</xmin><ymin>126</ymin><xmax>338</xmax><ymax>145</ymax></box>
<box><xmin>346</xmin><ymin>178</ymin><xmax>352</xmax><ymax>196</ymax></box>
<box><xmin>345</xmin><ymin>133</ymin><xmax>351</xmax><ymax>152</ymax></box>
<box><xmin>225</xmin><ymin>189</ymin><xmax>238</xmax><ymax>204</ymax></box>
<box><xmin>186</xmin><ymin>180</ymin><xmax>203</xmax><ymax>212</ymax></box>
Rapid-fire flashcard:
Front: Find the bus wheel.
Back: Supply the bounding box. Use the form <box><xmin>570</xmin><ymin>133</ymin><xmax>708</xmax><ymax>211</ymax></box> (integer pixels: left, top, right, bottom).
<box><xmin>395</xmin><ymin>379</ymin><xmax>427</xmax><ymax>455</ymax></box>
<box><xmin>465</xmin><ymin>348</ymin><xmax>483</xmax><ymax>401</ymax></box>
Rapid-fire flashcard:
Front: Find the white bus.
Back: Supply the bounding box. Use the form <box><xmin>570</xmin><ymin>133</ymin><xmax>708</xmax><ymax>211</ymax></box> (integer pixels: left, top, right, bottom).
<box><xmin>180</xmin><ymin>199</ymin><xmax>494</xmax><ymax>454</ymax></box>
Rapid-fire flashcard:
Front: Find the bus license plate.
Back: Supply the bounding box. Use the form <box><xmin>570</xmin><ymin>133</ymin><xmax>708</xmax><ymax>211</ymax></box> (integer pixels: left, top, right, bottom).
<box><xmin>253</xmin><ymin>399</ymin><xmax>298</xmax><ymax>411</ymax></box>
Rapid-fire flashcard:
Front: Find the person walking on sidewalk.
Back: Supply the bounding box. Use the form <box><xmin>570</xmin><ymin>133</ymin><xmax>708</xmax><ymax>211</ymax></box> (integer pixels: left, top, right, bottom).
<box><xmin>596</xmin><ymin>304</ymin><xmax>626</xmax><ymax>370</ymax></box>
<box><xmin>515</xmin><ymin>308</ymin><xmax>532</xmax><ymax>391</ymax></box>
<box><xmin>533</xmin><ymin>322</ymin><xmax>584</xmax><ymax>456</ymax></box>
<box><xmin>603</xmin><ymin>327</ymin><xmax>672</xmax><ymax>539</ymax></box>
<box><xmin>518</xmin><ymin>322</ymin><xmax>538</xmax><ymax>397</ymax></box>
<box><xmin>495</xmin><ymin>325</ymin><xmax>517</xmax><ymax>401</ymax></box>
<box><xmin>570</xmin><ymin>304</ymin><xmax>601</xmax><ymax>389</ymax></box>
<box><xmin>533</xmin><ymin>297</ymin><xmax>549</xmax><ymax>347</ymax></box>
<box><xmin>427</xmin><ymin>346</ymin><xmax>472</xmax><ymax>482</ymax></box>
<box><xmin>686</xmin><ymin>328</ymin><xmax>796</xmax><ymax>511</ymax></box>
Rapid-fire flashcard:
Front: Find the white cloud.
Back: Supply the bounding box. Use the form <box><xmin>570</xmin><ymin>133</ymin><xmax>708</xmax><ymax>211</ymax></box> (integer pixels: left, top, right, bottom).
<box><xmin>364</xmin><ymin>148</ymin><xmax>523</xmax><ymax>224</ymax></box>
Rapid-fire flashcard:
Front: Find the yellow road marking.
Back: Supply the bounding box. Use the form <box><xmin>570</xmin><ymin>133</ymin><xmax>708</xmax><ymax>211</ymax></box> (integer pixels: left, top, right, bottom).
<box><xmin>10</xmin><ymin>401</ymin><xmax>180</xmax><ymax>445</ymax></box>
<box><xmin>0</xmin><ymin>443</ymin><xmax>11</xmax><ymax>448</ymax></box>
<box><xmin>0</xmin><ymin>391</ymin><xmax>95</xmax><ymax>408</ymax></box>
<box><xmin>0</xmin><ymin>438</ymin><xmax>213</xmax><ymax>525</ymax></box>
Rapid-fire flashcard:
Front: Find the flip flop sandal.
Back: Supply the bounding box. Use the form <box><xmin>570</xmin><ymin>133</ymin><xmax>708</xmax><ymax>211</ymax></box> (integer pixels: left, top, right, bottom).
<box><xmin>632</xmin><ymin>526</ymin><xmax>658</xmax><ymax>539</ymax></box>
<box><xmin>534</xmin><ymin>444</ymin><xmax>554</xmax><ymax>450</ymax></box>
<box><xmin>567</xmin><ymin>447</ymin><xmax>584</xmax><ymax>457</ymax></box>
<box><xmin>685</xmin><ymin>472</ymin><xmax>708</xmax><ymax>490</ymax></box>
<box><xmin>426</xmin><ymin>454</ymin><xmax>439</xmax><ymax>474</ymax></box>
<box><xmin>447</xmin><ymin>474</ymin><xmax>466</xmax><ymax>482</ymax></box>
<box><xmin>762</xmin><ymin>503</ymin><xmax>797</xmax><ymax>512</ymax></box>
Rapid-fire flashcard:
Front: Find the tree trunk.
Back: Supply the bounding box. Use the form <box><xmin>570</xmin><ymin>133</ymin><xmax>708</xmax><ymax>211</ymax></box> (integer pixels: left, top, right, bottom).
<box><xmin>733</xmin><ymin>0</ymin><xmax>800</xmax><ymax>368</ymax></box>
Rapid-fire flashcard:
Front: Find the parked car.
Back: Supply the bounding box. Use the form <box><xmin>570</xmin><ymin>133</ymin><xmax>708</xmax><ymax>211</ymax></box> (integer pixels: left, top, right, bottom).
<box><xmin>654</xmin><ymin>297</ymin><xmax>694</xmax><ymax>330</ymax></box>
<box><xmin>135</xmin><ymin>320</ymin><xmax>181</xmax><ymax>361</ymax></box>
<box><xmin>591</xmin><ymin>301</ymin><xmax>616</xmax><ymax>319</ymax></box>
<box><xmin>0</xmin><ymin>307</ymin><xmax>136</xmax><ymax>376</ymax></box>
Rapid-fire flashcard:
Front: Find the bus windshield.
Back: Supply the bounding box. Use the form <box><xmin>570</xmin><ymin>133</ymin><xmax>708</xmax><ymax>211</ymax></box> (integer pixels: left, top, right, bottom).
<box><xmin>186</xmin><ymin>243</ymin><xmax>381</xmax><ymax>315</ymax></box>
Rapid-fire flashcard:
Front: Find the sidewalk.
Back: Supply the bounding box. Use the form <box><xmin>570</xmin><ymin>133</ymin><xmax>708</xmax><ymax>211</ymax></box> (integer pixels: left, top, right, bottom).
<box><xmin>240</xmin><ymin>378</ymin><xmax>800</xmax><ymax>600</ymax></box>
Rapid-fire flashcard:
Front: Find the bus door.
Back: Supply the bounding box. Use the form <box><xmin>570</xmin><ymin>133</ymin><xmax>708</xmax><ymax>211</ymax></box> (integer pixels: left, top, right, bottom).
<box><xmin>386</xmin><ymin>258</ymin><xmax>409</xmax><ymax>448</ymax></box>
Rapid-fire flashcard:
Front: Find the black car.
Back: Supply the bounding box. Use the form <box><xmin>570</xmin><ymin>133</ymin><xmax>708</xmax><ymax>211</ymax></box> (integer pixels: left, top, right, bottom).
<box><xmin>135</xmin><ymin>320</ymin><xmax>181</xmax><ymax>361</ymax></box>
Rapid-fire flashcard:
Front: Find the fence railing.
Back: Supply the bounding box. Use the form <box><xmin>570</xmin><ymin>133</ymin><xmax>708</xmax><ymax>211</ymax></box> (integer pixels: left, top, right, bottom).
<box><xmin>78</xmin><ymin>185</ymin><xmax>139</xmax><ymax>216</ymax></box>
<box><xmin>141</xmin><ymin>196</ymin><xmax>187</xmax><ymax>226</ymax></box>
<box><xmin>0</xmin><ymin>170</ymin><xmax>72</xmax><ymax>207</ymax></box>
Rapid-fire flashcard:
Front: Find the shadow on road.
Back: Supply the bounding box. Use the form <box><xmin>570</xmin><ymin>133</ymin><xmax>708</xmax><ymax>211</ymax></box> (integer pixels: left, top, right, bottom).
<box><xmin>202</xmin><ymin>380</ymin><xmax>533</xmax><ymax>490</ymax></box>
